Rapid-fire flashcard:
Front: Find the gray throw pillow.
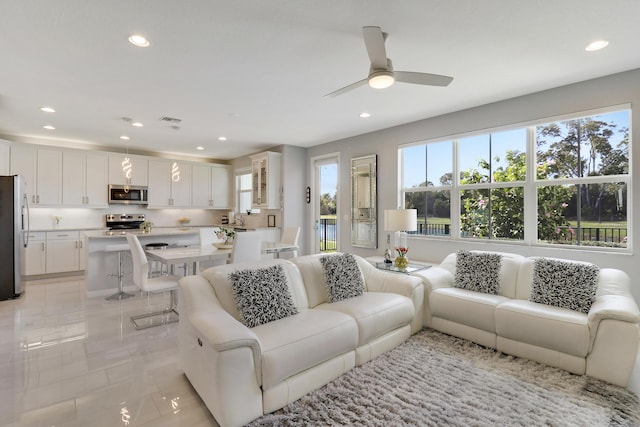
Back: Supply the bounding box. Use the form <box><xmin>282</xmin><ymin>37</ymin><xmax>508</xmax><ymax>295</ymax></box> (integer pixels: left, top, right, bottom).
<box><xmin>229</xmin><ymin>264</ymin><xmax>298</xmax><ymax>328</ymax></box>
<box><xmin>530</xmin><ymin>258</ymin><xmax>599</xmax><ymax>314</ymax></box>
<box><xmin>320</xmin><ymin>253</ymin><xmax>365</xmax><ymax>303</ymax></box>
<box><xmin>454</xmin><ymin>250</ymin><xmax>502</xmax><ymax>295</ymax></box>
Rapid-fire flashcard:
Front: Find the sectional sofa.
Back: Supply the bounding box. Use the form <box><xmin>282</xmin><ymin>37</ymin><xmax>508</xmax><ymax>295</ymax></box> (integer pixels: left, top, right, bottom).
<box><xmin>412</xmin><ymin>250</ymin><xmax>640</xmax><ymax>387</ymax></box>
<box><xmin>178</xmin><ymin>253</ymin><xmax>423</xmax><ymax>427</ymax></box>
<box><xmin>178</xmin><ymin>249</ymin><xmax>640</xmax><ymax>427</ymax></box>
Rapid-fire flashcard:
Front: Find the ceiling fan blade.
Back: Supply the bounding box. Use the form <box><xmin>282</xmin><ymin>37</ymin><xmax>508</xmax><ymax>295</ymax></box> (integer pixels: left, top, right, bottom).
<box><xmin>362</xmin><ymin>26</ymin><xmax>388</xmax><ymax>70</ymax></box>
<box><xmin>323</xmin><ymin>79</ymin><xmax>368</xmax><ymax>98</ymax></box>
<box><xmin>395</xmin><ymin>71</ymin><xmax>453</xmax><ymax>87</ymax></box>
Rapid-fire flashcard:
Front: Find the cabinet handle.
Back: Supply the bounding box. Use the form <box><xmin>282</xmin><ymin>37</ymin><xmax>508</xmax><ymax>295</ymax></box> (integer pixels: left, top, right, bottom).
<box><xmin>86</xmin><ymin>196</ymin><xmax>89</xmax><ymax>204</ymax></box>
<box><xmin>41</xmin><ymin>242</ymin><xmax>45</xmax><ymax>251</ymax></box>
<box><xmin>79</xmin><ymin>240</ymin><xmax>83</xmax><ymax>248</ymax></box>
<box><xmin>37</xmin><ymin>195</ymin><xmax>40</xmax><ymax>203</ymax></box>
<box><xmin>75</xmin><ymin>241</ymin><xmax>78</xmax><ymax>249</ymax></box>
<box><xmin>32</xmin><ymin>195</ymin><xmax>35</xmax><ymax>203</ymax></box>
<box><xmin>57</xmin><ymin>234</ymin><xmax>69</xmax><ymax>237</ymax></box>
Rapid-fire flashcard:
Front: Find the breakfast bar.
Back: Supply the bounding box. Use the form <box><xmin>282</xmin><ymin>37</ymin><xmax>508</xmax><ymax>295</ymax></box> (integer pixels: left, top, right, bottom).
<box><xmin>83</xmin><ymin>228</ymin><xmax>199</xmax><ymax>297</ymax></box>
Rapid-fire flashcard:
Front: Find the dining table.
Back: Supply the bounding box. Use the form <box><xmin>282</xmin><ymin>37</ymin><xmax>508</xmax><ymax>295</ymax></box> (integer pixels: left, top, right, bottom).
<box><xmin>144</xmin><ymin>241</ymin><xmax>299</xmax><ymax>275</ymax></box>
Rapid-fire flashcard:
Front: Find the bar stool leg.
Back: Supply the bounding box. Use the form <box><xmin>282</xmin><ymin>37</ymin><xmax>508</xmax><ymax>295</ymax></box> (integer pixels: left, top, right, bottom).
<box><xmin>106</xmin><ymin>250</ymin><xmax>135</xmax><ymax>301</ymax></box>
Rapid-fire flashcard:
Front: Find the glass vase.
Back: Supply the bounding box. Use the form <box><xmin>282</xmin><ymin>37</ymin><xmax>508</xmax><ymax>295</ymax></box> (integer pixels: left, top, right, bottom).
<box><xmin>394</xmin><ymin>255</ymin><xmax>409</xmax><ymax>270</ymax></box>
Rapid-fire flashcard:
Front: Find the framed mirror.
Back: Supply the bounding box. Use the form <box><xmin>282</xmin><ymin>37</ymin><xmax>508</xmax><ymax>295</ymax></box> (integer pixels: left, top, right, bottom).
<box><xmin>351</xmin><ymin>155</ymin><xmax>377</xmax><ymax>248</ymax></box>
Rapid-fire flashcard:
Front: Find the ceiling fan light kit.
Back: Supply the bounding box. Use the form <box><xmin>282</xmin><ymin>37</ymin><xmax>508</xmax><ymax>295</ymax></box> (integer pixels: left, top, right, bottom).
<box><xmin>368</xmin><ymin>71</ymin><xmax>395</xmax><ymax>89</ymax></box>
<box><xmin>325</xmin><ymin>26</ymin><xmax>453</xmax><ymax>97</ymax></box>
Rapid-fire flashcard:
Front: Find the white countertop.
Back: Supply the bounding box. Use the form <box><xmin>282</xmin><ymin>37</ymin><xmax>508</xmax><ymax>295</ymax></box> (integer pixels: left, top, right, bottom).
<box><xmin>83</xmin><ymin>227</ymin><xmax>198</xmax><ymax>239</ymax></box>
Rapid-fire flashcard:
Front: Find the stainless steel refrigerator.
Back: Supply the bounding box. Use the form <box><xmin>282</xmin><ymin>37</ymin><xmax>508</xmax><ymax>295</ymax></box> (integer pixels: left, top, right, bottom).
<box><xmin>0</xmin><ymin>175</ymin><xmax>29</xmax><ymax>300</ymax></box>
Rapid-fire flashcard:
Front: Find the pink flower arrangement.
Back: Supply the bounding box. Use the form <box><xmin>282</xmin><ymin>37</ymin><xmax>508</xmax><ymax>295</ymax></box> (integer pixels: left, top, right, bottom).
<box><xmin>395</xmin><ymin>247</ymin><xmax>409</xmax><ymax>258</ymax></box>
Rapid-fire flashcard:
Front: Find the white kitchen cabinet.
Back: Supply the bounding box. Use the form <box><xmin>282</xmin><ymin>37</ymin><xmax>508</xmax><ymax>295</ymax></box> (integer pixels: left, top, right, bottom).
<box><xmin>250</xmin><ymin>151</ymin><xmax>281</xmax><ymax>209</ymax></box>
<box><xmin>62</xmin><ymin>151</ymin><xmax>108</xmax><ymax>207</ymax></box>
<box><xmin>108</xmin><ymin>154</ymin><xmax>148</xmax><ymax>186</ymax></box>
<box><xmin>192</xmin><ymin>163</ymin><xmax>231</xmax><ymax>209</ymax></box>
<box><xmin>10</xmin><ymin>145</ymin><xmax>62</xmax><ymax>206</ymax></box>
<box><xmin>46</xmin><ymin>231</ymin><xmax>82</xmax><ymax>273</ymax></box>
<box><xmin>148</xmin><ymin>159</ymin><xmax>192</xmax><ymax>207</ymax></box>
<box><xmin>22</xmin><ymin>232</ymin><xmax>46</xmax><ymax>276</ymax></box>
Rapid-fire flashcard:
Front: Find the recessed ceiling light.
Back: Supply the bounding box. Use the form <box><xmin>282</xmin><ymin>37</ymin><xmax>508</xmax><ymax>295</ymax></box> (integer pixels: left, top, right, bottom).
<box><xmin>360</xmin><ymin>112</ymin><xmax>371</xmax><ymax>118</ymax></box>
<box><xmin>128</xmin><ymin>34</ymin><xmax>150</xmax><ymax>47</ymax></box>
<box><xmin>40</xmin><ymin>106</ymin><xmax>55</xmax><ymax>113</ymax></box>
<box><xmin>196</xmin><ymin>146</ymin><xmax>204</xmax><ymax>150</ymax></box>
<box><xmin>43</xmin><ymin>125</ymin><xmax>55</xmax><ymax>130</ymax></box>
<box><xmin>585</xmin><ymin>40</ymin><xmax>609</xmax><ymax>51</ymax></box>
<box><xmin>131</xmin><ymin>122</ymin><xmax>143</xmax><ymax>127</ymax></box>
<box><xmin>218</xmin><ymin>136</ymin><xmax>227</xmax><ymax>141</ymax></box>
<box><xmin>120</xmin><ymin>135</ymin><xmax>130</xmax><ymax>140</ymax></box>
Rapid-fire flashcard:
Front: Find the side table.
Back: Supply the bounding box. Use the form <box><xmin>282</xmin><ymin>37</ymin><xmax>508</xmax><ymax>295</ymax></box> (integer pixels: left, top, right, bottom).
<box><xmin>373</xmin><ymin>261</ymin><xmax>430</xmax><ymax>274</ymax></box>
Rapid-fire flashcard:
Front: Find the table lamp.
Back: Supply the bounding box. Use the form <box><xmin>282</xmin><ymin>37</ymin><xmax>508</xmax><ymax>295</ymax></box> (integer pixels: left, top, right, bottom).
<box><xmin>383</xmin><ymin>209</ymin><xmax>418</xmax><ymax>262</ymax></box>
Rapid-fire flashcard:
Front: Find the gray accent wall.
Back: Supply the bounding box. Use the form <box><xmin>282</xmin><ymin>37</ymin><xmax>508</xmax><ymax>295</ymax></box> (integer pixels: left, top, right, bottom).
<box><xmin>306</xmin><ymin>68</ymin><xmax>640</xmax><ymax>302</ymax></box>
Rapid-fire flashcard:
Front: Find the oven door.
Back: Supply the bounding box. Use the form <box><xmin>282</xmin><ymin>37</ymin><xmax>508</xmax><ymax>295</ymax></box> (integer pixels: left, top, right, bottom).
<box><xmin>108</xmin><ymin>185</ymin><xmax>148</xmax><ymax>205</ymax></box>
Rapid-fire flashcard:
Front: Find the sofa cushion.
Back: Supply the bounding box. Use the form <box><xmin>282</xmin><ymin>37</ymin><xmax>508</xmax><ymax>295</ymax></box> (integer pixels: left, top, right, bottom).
<box><xmin>454</xmin><ymin>250</ymin><xmax>502</xmax><ymax>295</ymax></box>
<box><xmin>252</xmin><ymin>309</ymin><xmax>358</xmax><ymax>389</ymax></box>
<box><xmin>495</xmin><ymin>299</ymin><xmax>590</xmax><ymax>357</ymax></box>
<box><xmin>205</xmin><ymin>259</ymin><xmax>310</xmax><ymax>321</ymax></box>
<box><xmin>431</xmin><ymin>287</ymin><xmax>509</xmax><ymax>333</ymax></box>
<box><xmin>530</xmin><ymin>258</ymin><xmax>599</xmax><ymax>314</ymax></box>
<box><xmin>315</xmin><ymin>292</ymin><xmax>414</xmax><ymax>346</ymax></box>
<box><xmin>229</xmin><ymin>264</ymin><xmax>298</xmax><ymax>328</ymax></box>
<box><xmin>320</xmin><ymin>253</ymin><xmax>365</xmax><ymax>303</ymax></box>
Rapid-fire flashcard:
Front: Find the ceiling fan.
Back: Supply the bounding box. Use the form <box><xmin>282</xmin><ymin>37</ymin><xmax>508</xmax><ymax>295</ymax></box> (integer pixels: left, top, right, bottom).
<box><xmin>324</xmin><ymin>26</ymin><xmax>453</xmax><ymax>98</ymax></box>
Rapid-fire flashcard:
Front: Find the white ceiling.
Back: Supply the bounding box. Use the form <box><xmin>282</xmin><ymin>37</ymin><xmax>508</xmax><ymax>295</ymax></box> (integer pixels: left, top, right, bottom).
<box><xmin>1</xmin><ymin>1</ymin><xmax>639</xmax><ymax>161</ymax></box>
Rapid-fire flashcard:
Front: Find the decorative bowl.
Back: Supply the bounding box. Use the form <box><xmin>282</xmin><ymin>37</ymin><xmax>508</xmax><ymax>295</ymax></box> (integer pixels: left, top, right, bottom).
<box><xmin>213</xmin><ymin>242</ymin><xmax>234</xmax><ymax>249</ymax></box>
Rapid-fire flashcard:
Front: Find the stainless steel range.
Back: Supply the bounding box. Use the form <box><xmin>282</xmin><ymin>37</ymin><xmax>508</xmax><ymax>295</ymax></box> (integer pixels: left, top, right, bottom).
<box><xmin>106</xmin><ymin>214</ymin><xmax>146</xmax><ymax>230</ymax></box>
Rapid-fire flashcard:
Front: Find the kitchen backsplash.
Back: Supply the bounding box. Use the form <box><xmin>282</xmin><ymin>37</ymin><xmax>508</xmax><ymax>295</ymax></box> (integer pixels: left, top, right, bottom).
<box><xmin>29</xmin><ymin>206</ymin><xmax>282</xmax><ymax>230</ymax></box>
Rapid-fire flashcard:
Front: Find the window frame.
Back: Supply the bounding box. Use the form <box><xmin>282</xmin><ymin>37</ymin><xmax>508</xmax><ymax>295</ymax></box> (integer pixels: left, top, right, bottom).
<box><xmin>398</xmin><ymin>104</ymin><xmax>631</xmax><ymax>252</ymax></box>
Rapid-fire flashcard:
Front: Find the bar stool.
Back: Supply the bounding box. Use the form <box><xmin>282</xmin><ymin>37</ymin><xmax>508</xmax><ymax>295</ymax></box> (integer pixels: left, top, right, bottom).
<box><xmin>105</xmin><ymin>244</ymin><xmax>135</xmax><ymax>301</ymax></box>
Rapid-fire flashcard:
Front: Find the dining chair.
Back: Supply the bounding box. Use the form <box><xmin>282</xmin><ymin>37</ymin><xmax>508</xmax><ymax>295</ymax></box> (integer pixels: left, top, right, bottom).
<box><xmin>230</xmin><ymin>231</ymin><xmax>262</xmax><ymax>263</ymax></box>
<box><xmin>197</xmin><ymin>227</ymin><xmax>227</xmax><ymax>272</ymax></box>
<box><xmin>126</xmin><ymin>234</ymin><xmax>181</xmax><ymax>330</ymax></box>
<box><xmin>279</xmin><ymin>226</ymin><xmax>301</xmax><ymax>259</ymax></box>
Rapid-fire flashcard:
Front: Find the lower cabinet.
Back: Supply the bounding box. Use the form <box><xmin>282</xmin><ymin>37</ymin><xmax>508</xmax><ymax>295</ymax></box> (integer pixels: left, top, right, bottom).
<box><xmin>22</xmin><ymin>232</ymin><xmax>46</xmax><ymax>275</ymax></box>
<box><xmin>22</xmin><ymin>231</ymin><xmax>85</xmax><ymax>275</ymax></box>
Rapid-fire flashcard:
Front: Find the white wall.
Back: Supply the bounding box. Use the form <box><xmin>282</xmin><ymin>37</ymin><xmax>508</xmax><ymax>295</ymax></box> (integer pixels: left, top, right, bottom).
<box><xmin>306</xmin><ymin>68</ymin><xmax>640</xmax><ymax>302</ymax></box>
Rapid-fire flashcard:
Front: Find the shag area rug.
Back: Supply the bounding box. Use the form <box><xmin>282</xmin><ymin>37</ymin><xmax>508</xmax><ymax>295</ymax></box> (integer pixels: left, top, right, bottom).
<box><xmin>249</xmin><ymin>329</ymin><xmax>640</xmax><ymax>426</ymax></box>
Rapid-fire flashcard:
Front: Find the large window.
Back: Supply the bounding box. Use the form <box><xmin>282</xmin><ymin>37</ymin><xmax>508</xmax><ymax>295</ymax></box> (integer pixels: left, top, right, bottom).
<box><xmin>400</xmin><ymin>107</ymin><xmax>630</xmax><ymax>249</ymax></box>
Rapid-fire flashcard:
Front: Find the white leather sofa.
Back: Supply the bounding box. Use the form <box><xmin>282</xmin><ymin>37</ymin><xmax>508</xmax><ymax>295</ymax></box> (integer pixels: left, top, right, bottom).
<box><xmin>178</xmin><ymin>253</ymin><xmax>423</xmax><ymax>427</ymax></box>
<box><xmin>412</xmin><ymin>251</ymin><xmax>640</xmax><ymax>387</ymax></box>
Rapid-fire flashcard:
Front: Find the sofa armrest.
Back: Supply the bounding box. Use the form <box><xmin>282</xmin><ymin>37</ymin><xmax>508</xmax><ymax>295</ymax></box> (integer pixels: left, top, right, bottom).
<box><xmin>357</xmin><ymin>258</ymin><xmax>424</xmax><ymax>333</ymax></box>
<box><xmin>179</xmin><ymin>275</ymin><xmax>263</xmax><ymax>383</ymax></box>
<box><xmin>588</xmin><ymin>294</ymin><xmax>640</xmax><ymax>327</ymax></box>
<box><xmin>411</xmin><ymin>266</ymin><xmax>455</xmax><ymax>293</ymax></box>
<box><xmin>358</xmin><ymin>259</ymin><xmax>422</xmax><ymax>296</ymax></box>
<box><xmin>589</xmin><ymin>267</ymin><xmax>640</xmax><ymax>326</ymax></box>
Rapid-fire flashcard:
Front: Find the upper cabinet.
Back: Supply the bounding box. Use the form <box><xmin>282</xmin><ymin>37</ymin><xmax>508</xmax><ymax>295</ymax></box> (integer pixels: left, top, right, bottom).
<box><xmin>148</xmin><ymin>159</ymin><xmax>192</xmax><ymax>208</ymax></box>
<box><xmin>108</xmin><ymin>154</ymin><xmax>148</xmax><ymax>186</ymax></box>
<box><xmin>250</xmin><ymin>151</ymin><xmax>281</xmax><ymax>209</ymax></box>
<box><xmin>11</xmin><ymin>144</ymin><xmax>62</xmax><ymax>206</ymax></box>
<box><xmin>192</xmin><ymin>163</ymin><xmax>232</xmax><ymax>209</ymax></box>
<box><xmin>62</xmin><ymin>151</ymin><xmax>108</xmax><ymax>207</ymax></box>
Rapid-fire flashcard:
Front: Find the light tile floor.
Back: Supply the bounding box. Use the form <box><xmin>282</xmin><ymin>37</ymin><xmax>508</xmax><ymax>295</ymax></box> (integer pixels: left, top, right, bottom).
<box><xmin>0</xmin><ymin>276</ymin><xmax>219</xmax><ymax>427</ymax></box>
<box><xmin>3</xmin><ymin>276</ymin><xmax>640</xmax><ymax>426</ymax></box>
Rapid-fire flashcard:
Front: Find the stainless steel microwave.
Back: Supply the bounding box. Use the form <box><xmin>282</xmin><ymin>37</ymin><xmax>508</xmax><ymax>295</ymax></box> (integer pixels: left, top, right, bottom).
<box><xmin>108</xmin><ymin>185</ymin><xmax>148</xmax><ymax>205</ymax></box>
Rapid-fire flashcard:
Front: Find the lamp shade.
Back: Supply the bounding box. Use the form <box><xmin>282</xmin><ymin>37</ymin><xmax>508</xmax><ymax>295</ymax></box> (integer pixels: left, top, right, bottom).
<box><xmin>384</xmin><ymin>209</ymin><xmax>417</xmax><ymax>232</ymax></box>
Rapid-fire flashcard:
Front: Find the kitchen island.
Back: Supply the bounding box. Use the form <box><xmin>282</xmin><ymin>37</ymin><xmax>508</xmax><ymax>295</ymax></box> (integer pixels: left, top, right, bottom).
<box><xmin>84</xmin><ymin>228</ymin><xmax>199</xmax><ymax>297</ymax></box>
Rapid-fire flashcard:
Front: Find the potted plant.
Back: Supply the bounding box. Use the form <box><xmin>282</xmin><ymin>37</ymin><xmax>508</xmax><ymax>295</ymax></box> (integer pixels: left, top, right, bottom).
<box><xmin>215</xmin><ymin>227</ymin><xmax>236</xmax><ymax>245</ymax></box>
